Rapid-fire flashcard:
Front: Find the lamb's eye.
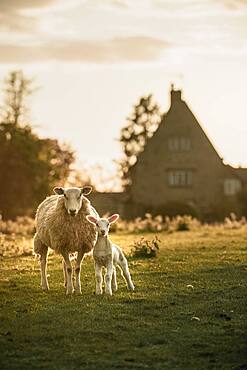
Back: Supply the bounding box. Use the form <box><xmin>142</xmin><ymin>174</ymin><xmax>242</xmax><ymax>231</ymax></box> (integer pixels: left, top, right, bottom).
<box><xmin>64</xmin><ymin>194</ymin><xmax>67</xmax><ymax>199</ymax></box>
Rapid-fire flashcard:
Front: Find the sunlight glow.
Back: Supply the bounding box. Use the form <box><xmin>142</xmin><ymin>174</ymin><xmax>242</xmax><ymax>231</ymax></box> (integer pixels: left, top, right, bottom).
<box><xmin>0</xmin><ymin>0</ymin><xmax>247</xmax><ymax>190</ymax></box>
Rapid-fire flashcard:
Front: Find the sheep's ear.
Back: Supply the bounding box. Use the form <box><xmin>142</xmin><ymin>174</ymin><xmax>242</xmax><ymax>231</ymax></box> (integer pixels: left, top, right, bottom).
<box><xmin>81</xmin><ymin>186</ymin><xmax>92</xmax><ymax>196</ymax></box>
<box><xmin>54</xmin><ymin>187</ymin><xmax>64</xmax><ymax>195</ymax></box>
<box><xmin>108</xmin><ymin>214</ymin><xmax>119</xmax><ymax>224</ymax></box>
<box><xmin>86</xmin><ymin>215</ymin><xmax>98</xmax><ymax>224</ymax></box>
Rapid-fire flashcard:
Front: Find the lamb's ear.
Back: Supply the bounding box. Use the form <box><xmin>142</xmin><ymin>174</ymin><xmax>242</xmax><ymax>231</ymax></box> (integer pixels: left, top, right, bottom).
<box><xmin>53</xmin><ymin>187</ymin><xmax>64</xmax><ymax>195</ymax></box>
<box><xmin>81</xmin><ymin>186</ymin><xmax>92</xmax><ymax>196</ymax></box>
<box><xmin>108</xmin><ymin>214</ymin><xmax>119</xmax><ymax>224</ymax></box>
<box><xmin>86</xmin><ymin>215</ymin><xmax>98</xmax><ymax>224</ymax></box>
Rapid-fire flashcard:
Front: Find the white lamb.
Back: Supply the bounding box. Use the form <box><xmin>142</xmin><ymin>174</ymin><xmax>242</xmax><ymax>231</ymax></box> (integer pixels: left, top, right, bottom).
<box><xmin>86</xmin><ymin>214</ymin><xmax>135</xmax><ymax>295</ymax></box>
<box><xmin>34</xmin><ymin>186</ymin><xmax>98</xmax><ymax>295</ymax></box>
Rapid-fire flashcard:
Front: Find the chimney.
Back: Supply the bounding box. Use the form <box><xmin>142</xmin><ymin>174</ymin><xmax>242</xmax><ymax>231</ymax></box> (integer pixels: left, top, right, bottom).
<box><xmin>170</xmin><ymin>83</ymin><xmax>182</xmax><ymax>104</ymax></box>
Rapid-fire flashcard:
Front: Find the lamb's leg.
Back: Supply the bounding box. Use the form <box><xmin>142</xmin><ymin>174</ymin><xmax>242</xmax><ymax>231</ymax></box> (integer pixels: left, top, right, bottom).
<box><xmin>118</xmin><ymin>255</ymin><xmax>135</xmax><ymax>291</ymax></box>
<box><xmin>111</xmin><ymin>266</ymin><xmax>118</xmax><ymax>292</ymax></box>
<box><xmin>95</xmin><ymin>263</ymin><xmax>103</xmax><ymax>295</ymax></box>
<box><xmin>105</xmin><ymin>262</ymin><xmax>113</xmax><ymax>296</ymax></box>
<box><xmin>61</xmin><ymin>251</ymin><xmax>73</xmax><ymax>295</ymax></box>
<box><xmin>33</xmin><ymin>234</ymin><xmax>49</xmax><ymax>291</ymax></box>
<box><xmin>74</xmin><ymin>250</ymin><xmax>84</xmax><ymax>294</ymax></box>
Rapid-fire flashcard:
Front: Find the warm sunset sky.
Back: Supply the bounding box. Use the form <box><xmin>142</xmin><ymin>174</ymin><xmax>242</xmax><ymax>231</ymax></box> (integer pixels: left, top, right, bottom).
<box><xmin>0</xmin><ymin>0</ymin><xmax>247</xmax><ymax>186</ymax></box>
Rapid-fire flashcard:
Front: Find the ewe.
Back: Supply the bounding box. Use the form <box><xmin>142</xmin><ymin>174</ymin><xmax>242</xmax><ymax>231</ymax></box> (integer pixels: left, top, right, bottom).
<box><xmin>86</xmin><ymin>214</ymin><xmax>135</xmax><ymax>295</ymax></box>
<box><xmin>34</xmin><ymin>186</ymin><xmax>97</xmax><ymax>294</ymax></box>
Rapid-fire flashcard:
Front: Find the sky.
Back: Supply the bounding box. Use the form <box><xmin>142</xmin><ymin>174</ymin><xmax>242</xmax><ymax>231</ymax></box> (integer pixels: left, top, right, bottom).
<box><xmin>0</xmin><ymin>0</ymin><xmax>247</xmax><ymax>189</ymax></box>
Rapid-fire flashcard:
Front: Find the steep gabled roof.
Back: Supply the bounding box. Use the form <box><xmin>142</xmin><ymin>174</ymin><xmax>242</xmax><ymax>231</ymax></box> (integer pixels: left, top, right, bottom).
<box><xmin>132</xmin><ymin>85</ymin><xmax>222</xmax><ymax>169</ymax></box>
<box><xmin>164</xmin><ymin>90</ymin><xmax>222</xmax><ymax>160</ymax></box>
<box><xmin>130</xmin><ymin>85</ymin><xmax>247</xmax><ymax>186</ymax></box>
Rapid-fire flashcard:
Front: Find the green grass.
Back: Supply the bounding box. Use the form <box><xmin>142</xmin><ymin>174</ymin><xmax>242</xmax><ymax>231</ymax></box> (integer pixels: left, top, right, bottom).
<box><xmin>0</xmin><ymin>229</ymin><xmax>247</xmax><ymax>369</ymax></box>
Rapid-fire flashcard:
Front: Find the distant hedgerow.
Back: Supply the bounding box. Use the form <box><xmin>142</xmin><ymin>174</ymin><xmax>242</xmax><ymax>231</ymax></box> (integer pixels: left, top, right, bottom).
<box><xmin>131</xmin><ymin>236</ymin><xmax>160</xmax><ymax>259</ymax></box>
<box><xmin>0</xmin><ymin>216</ymin><xmax>35</xmax><ymax>236</ymax></box>
<box><xmin>223</xmin><ymin>213</ymin><xmax>247</xmax><ymax>229</ymax></box>
<box><xmin>103</xmin><ymin>213</ymin><xmax>201</xmax><ymax>233</ymax></box>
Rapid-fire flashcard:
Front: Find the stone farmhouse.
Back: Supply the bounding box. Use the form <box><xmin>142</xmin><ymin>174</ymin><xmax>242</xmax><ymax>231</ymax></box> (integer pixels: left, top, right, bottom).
<box><xmin>90</xmin><ymin>85</ymin><xmax>247</xmax><ymax>220</ymax></box>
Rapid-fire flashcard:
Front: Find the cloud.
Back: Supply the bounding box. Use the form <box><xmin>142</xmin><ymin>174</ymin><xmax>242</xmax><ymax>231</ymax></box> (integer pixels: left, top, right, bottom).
<box><xmin>0</xmin><ymin>36</ymin><xmax>170</xmax><ymax>64</ymax></box>
<box><xmin>0</xmin><ymin>0</ymin><xmax>58</xmax><ymax>10</ymax></box>
<box><xmin>0</xmin><ymin>13</ymin><xmax>36</xmax><ymax>33</ymax></box>
<box><xmin>90</xmin><ymin>0</ymin><xmax>129</xmax><ymax>10</ymax></box>
<box><xmin>151</xmin><ymin>0</ymin><xmax>247</xmax><ymax>16</ymax></box>
<box><xmin>0</xmin><ymin>0</ymin><xmax>59</xmax><ymax>32</ymax></box>
<box><xmin>0</xmin><ymin>0</ymin><xmax>246</xmax><ymax>66</ymax></box>
<box><xmin>218</xmin><ymin>0</ymin><xmax>247</xmax><ymax>10</ymax></box>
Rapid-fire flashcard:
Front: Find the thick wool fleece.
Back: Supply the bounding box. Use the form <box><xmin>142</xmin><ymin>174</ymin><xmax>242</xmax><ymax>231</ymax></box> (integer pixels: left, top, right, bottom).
<box><xmin>35</xmin><ymin>195</ymin><xmax>96</xmax><ymax>254</ymax></box>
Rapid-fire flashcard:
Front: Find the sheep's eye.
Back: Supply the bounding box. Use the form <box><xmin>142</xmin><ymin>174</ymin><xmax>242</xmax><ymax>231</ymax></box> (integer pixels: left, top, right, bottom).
<box><xmin>64</xmin><ymin>194</ymin><xmax>67</xmax><ymax>199</ymax></box>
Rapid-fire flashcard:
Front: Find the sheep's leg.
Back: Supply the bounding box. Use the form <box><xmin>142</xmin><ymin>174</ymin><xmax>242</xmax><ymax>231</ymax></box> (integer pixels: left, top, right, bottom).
<box><xmin>105</xmin><ymin>262</ymin><xmax>113</xmax><ymax>296</ymax></box>
<box><xmin>118</xmin><ymin>256</ymin><xmax>135</xmax><ymax>291</ymax></box>
<box><xmin>95</xmin><ymin>263</ymin><xmax>103</xmax><ymax>295</ymax></box>
<box><xmin>74</xmin><ymin>250</ymin><xmax>84</xmax><ymax>294</ymax></box>
<box><xmin>111</xmin><ymin>266</ymin><xmax>118</xmax><ymax>292</ymax></box>
<box><xmin>40</xmin><ymin>249</ymin><xmax>49</xmax><ymax>291</ymax></box>
<box><xmin>62</xmin><ymin>252</ymin><xmax>73</xmax><ymax>295</ymax></box>
<box><xmin>62</xmin><ymin>260</ymin><xmax>67</xmax><ymax>287</ymax></box>
<box><xmin>40</xmin><ymin>256</ymin><xmax>49</xmax><ymax>290</ymax></box>
<box><xmin>33</xmin><ymin>235</ymin><xmax>49</xmax><ymax>291</ymax></box>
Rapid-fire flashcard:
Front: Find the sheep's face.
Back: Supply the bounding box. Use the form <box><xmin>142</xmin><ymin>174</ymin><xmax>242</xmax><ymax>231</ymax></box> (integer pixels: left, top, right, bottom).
<box><xmin>53</xmin><ymin>186</ymin><xmax>92</xmax><ymax>217</ymax></box>
<box><xmin>86</xmin><ymin>214</ymin><xmax>119</xmax><ymax>237</ymax></box>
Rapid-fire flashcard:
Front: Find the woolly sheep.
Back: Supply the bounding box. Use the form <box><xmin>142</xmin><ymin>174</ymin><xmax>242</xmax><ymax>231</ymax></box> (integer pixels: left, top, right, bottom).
<box><xmin>86</xmin><ymin>214</ymin><xmax>135</xmax><ymax>295</ymax></box>
<box><xmin>34</xmin><ymin>186</ymin><xmax>97</xmax><ymax>294</ymax></box>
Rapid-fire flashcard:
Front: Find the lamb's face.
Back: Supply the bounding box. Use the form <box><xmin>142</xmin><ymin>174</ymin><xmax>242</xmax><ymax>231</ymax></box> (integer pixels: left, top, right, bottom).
<box><xmin>95</xmin><ymin>218</ymin><xmax>110</xmax><ymax>237</ymax></box>
<box><xmin>86</xmin><ymin>214</ymin><xmax>119</xmax><ymax>237</ymax></box>
<box><xmin>53</xmin><ymin>186</ymin><xmax>92</xmax><ymax>217</ymax></box>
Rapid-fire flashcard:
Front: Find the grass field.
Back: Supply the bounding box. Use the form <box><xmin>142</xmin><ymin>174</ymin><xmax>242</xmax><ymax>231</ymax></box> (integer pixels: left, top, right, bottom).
<box><xmin>0</xmin><ymin>228</ymin><xmax>247</xmax><ymax>369</ymax></box>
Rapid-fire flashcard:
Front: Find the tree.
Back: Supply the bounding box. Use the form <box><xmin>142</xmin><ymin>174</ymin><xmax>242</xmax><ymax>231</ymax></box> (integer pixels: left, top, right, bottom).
<box><xmin>0</xmin><ymin>70</ymin><xmax>34</xmax><ymax>126</ymax></box>
<box><xmin>119</xmin><ymin>94</ymin><xmax>162</xmax><ymax>189</ymax></box>
<box><xmin>0</xmin><ymin>71</ymin><xmax>75</xmax><ymax>219</ymax></box>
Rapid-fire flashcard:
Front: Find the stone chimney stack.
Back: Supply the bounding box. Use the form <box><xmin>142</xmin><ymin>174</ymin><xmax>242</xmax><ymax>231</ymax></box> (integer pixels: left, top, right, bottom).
<box><xmin>170</xmin><ymin>83</ymin><xmax>182</xmax><ymax>105</ymax></box>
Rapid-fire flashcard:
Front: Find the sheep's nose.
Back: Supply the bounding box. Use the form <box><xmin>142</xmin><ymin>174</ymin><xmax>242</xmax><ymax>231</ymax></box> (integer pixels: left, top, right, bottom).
<box><xmin>101</xmin><ymin>231</ymin><xmax>106</xmax><ymax>236</ymax></box>
<box><xmin>69</xmin><ymin>209</ymin><xmax>77</xmax><ymax>216</ymax></box>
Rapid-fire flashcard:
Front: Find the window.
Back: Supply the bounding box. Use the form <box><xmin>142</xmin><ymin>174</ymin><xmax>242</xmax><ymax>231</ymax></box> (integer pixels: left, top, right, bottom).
<box><xmin>224</xmin><ymin>179</ymin><xmax>242</xmax><ymax>196</ymax></box>
<box><xmin>168</xmin><ymin>170</ymin><xmax>193</xmax><ymax>187</ymax></box>
<box><xmin>180</xmin><ymin>137</ymin><xmax>191</xmax><ymax>151</ymax></box>
<box><xmin>168</xmin><ymin>137</ymin><xmax>191</xmax><ymax>151</ymax></box>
